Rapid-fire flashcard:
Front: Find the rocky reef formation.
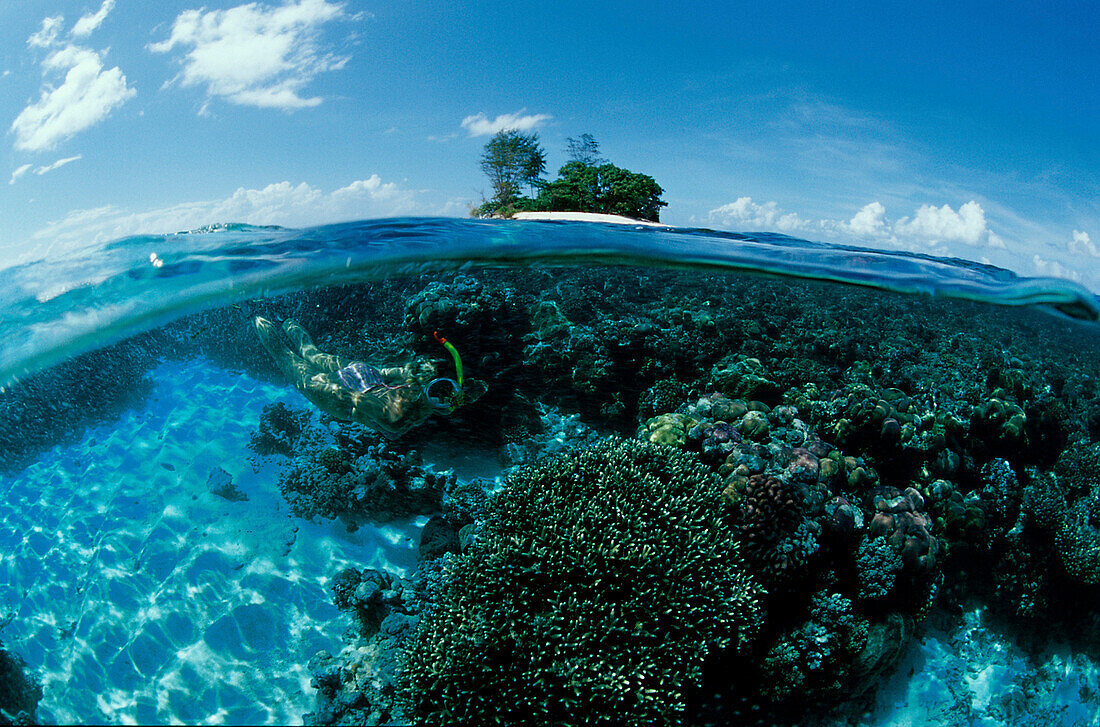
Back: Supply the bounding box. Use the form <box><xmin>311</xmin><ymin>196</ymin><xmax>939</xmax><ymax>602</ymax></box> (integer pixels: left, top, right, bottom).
<box><xmin>0</xmin><ymin>641</ymin><xmax>41</xmax><ymax>726</ymax></box>
<box><xmin>304</xmin><ymin>567</ymin><xmax>422</xmax><ymax>725</ymax></box>
<box><xmin>249</xmin><ymin>406</ymin><xmax>456</xmax><ymax>529</ymax></box>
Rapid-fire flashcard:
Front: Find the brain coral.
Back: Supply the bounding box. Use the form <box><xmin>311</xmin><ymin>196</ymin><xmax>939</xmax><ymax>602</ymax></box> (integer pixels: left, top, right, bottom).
<box><xmin>398</xmin><ymin>438</ymin><xmax>763</xmax><ymax>726</ymax></box>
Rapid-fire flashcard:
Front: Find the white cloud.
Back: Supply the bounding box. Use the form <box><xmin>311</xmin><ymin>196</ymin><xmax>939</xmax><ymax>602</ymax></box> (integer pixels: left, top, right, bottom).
<box><xmin>9</xmin><ymin>164</ymin><xmax>33</xmax><ymax>185</ymax></box>
<box><xmin>1070</xmin><ymin>229</ymin><xmax>1098</xmax><ymax>257</ymax></box>
<box><xmin>1032</xmin><ymin>254</ymin><xmax>1082</xmax><ymax>282</ymax></box>
<box><xmin>708</xmin><ymin>197</ymin><xmax>1008</xmax><ymax>253</ymax></box>
<box><xmin>846</xmin><ymin>201</ymin><xmax>887</xmax><ymax>237</ymax></box>
<box><xmin>72</xmin><ymin>0</ymin><xmax>115</xmax><ymax>37</ymax></box>
<box><xmin>11</xmin><ymin>46</ymin><xmax>136</xmax><ymax>151</ymax></box>
<box><xmin>11</xmin><ymin>46</ymin><xmax>135</xmax><ymax>152</ymax></box>
<box><xmin>149</xmin><ymin>0</ymin><xmax>348</xmax><ymax>111</ymax></box>
<box><xmin>894</xmin><ymin>201</ymin><xmax>988</xmax><ymax>246</ymax></box>
<box><xmin>36</xmin><ymin>154</ymin><xmax>82</xmax><ymax>175</ymax></box>
<box><xmin>9</xmin><ymin>155</ymin><xmax>82</xmax><ymax>184</ymax></box>
<box><xmin>460</xmin><ymin>110</ymin><xmax>552</xmax><ymax>137</ymax></box>
<box><xmin>13</xmin><ymin>10</ymin><xmax>134</xmax><ymax>152</ymax></box>
<box><xmin>707</xmin><ymin>196</ymin><xmax>807</xmax><ymax>232</ymax></box>
<box><xmin>28</xmin><ymin>16</ymin><xmax>65</xmax><ymax>48</ymax></box>
<box><xmin>28</xmin><ymin>175</ymin><xmax>439</xmax><ymax>253</ymax></box>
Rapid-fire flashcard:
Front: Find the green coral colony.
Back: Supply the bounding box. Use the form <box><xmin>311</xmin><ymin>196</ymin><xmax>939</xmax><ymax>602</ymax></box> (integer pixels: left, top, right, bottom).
<box><xmin>6</xmin><ymin>263</ymin><xmax>1100</xmax><ymax>725</ymax></box>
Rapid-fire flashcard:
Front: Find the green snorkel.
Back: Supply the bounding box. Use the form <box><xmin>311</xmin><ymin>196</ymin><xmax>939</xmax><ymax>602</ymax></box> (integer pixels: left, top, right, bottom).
<box><xmin>428</xmin><ymin>331</ymin><xmax>464</xmax><ymax>410</ymax></box>
<box><xmin>433</xmin><ymin>331</ymin><xmax>463</xmax><ymax>386</ymax></box>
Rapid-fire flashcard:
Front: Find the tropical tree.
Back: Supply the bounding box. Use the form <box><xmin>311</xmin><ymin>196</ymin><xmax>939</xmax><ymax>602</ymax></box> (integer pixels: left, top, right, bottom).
<box><xmin>535</xmin><ymin>161</ymin><xmax>667</xmax><ymax>222</ymax></box>
<box><xmin>565</xmin><ymin>133</ymin><xmax>606</xmax><ymax>166</ymax></box>
<box><xmin>478</xmin><ymin>130</ymin><xmax>546</xmax><ymax>212</ymax></box>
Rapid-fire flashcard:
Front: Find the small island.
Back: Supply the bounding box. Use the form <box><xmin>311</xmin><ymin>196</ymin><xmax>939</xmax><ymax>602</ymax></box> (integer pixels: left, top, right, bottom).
<box><xmin>472</xmin><ymin>131</ymin><xmax>668</xmax><ymax>223</ymax></box>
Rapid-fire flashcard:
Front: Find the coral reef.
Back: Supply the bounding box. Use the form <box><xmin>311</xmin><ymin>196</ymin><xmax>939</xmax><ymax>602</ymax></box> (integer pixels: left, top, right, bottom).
<box><xmin>330</xmin><ymin>568</ymin><xmax>409</xmax><ymax>637</ymax></box>
<box><xmin>402</xmin><ymin>275</ymin><xmax>528</xmax><ymax>390</ymax></box>
<box><xmin>867</xmin><ymin>486</ymin><xmax>939</xmax><ymax>571</ymax></box>
<box><xmin>728</xmin><ymin>473</ymin><xmax>821</xmax><ymax>583</ymax></box>
<box><xmin>305</xmin><ymin>568</ymin><xmax>421</xmax><ymax>726</ymax></box>
<box><xmin>499</xmin><ymin>402</ymin><xmax>602</xmax><ymax>467</ymax></box>
<box><xmin>398</xmin><ymin>438</ymin><xmax>763</xmax><ymax>726</ymax></box>
<box><xmin>1055</xmin><ymin>484</ymin><xmax>1100</xmax><ymax>585</ymax></box>
<box><xmin>278</xmin><ymin>440</ymin><xmax>454</xmax><ymax>528</ymax></box>
<box><xmin>249</xmin><ymin>402</ymin><xmax>315</xmax><ymax>457</ymax></box>
<box><xmin>855</xmin><ymin>536</ymin><xmax>904</xmax><ymax>601</ymax></box>
<box><xmin>224</xmin><ymin>267</ymin><xmax>1100</xmax><ymax>726</ymax></box>
<box><xmin>0</xmin><ymin>642</ymin><xmax>41</xmax><ymax>726</ymax></box>
<box><xmin>637</xmin><ymin>378</ymin><xmax>690</xmax><ymax>419</ymax></box>
<box><xmin>970</xmin><ymin>396</ymin><xmax>1028</xmax><ymax>459</ymax></box>
<box><xmin>1050</xmin><ymin>442</ymin><xmax>1100</xmax><ymax>585</ymax></box>
<box><xmin>708</xmin><ymin>354</ymin><xmax>782</xmax><ymax>405</ymax></box>
<box><xmin>14</xmin><ymin>260</ymin><xmax>1098</xmax><ymax>724</ymax></box>
<box><xmin>641</xmin><ymin>412</ymin><xmax>696</xmax><ymax>448</ymax></box>
<box><xmin>759</xmin><ymin>591</ymin><xmax>870</xmax><ymax>703</ymax></box>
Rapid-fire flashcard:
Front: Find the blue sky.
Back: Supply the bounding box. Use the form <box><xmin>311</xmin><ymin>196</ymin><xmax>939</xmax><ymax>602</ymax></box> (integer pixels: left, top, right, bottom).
<box><xmin>1</xmin><ymin>0</ymin><xmax>1097</xmax><ymax>289</ymax></box>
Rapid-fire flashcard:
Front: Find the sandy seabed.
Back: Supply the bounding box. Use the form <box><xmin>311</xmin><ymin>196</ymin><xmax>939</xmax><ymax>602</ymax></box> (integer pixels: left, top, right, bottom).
<box><xmin>0</xmin><ymin>358</ymin><xmax>425</xmax><ymax>725</ymax></box>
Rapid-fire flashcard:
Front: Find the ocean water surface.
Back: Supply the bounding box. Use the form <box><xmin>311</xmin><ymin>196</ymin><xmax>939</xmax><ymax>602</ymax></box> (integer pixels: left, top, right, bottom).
<box><xmin>1</xmin><ymin>218</ymin><xmax>1098</xmax><ymax>725</ymax></box>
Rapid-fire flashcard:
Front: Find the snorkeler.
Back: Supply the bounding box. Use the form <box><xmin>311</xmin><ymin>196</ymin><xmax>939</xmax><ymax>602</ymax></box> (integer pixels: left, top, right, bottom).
<box><xmin>253</xmin><ymin>317</ymin><xmax>486</xmax><ymax>439</ymax></box>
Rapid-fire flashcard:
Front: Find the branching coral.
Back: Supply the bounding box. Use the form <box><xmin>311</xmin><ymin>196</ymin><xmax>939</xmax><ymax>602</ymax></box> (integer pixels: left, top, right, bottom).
<box><xmin>1056</xmin><ymin>486</ymin><xmax>1100</xmax><ymax>584</ymax></box>
<box><xmin>638</xmin><ymin>379</ymin><xmax>690</xmax><ymax>419</ymax></box>
<box><xmin>398</xmin><ymin>438</ymin><xmax>763</xmax><ymax>726</ymax></box>
<box><xmin>855</xmin><ymin>536</ymin><xmax>904</xmax><ymax>601</ymax></box>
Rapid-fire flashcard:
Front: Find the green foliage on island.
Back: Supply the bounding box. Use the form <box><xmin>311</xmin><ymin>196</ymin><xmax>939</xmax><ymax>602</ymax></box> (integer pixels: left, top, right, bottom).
<box><xmin>477</xmin><ymin>129</ymin><xmax>547</xmax><ymax>213</ymax></box>
<box><xmin>474</xmin><ymin>132</ymin><xmax>667</xmax><ymax>222</ymax></box>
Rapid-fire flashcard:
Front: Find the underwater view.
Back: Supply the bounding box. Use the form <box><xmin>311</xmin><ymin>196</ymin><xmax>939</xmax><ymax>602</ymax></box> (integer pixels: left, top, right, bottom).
<box><xmin>0</xmin><ymin>218</ymin><xmax>1098</xmax><ymax>725</ymax></box>
<box><xmin>2</xmin><ymin>0</ymin><xmax>1098</xmax><ymax>724</ymax></box>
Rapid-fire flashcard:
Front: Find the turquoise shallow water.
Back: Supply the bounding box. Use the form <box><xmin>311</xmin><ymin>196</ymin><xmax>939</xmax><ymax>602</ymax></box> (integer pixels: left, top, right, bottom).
<box><xmin>1</xmin><ymin>357</ymin><xmax>432</xmax><ymax>724</ymax></box>
<box><xmin>1</xmin><ymin>219</ymin><xmax>1099</xmax><ymax>725</ymax></box>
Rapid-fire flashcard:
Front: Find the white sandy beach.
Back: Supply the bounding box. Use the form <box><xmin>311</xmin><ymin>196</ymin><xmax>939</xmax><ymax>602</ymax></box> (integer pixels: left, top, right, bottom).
<box><xmin>511</xmin><ymin>211</ymin><xmax>670</xmax><ymax>226</ymax></box>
